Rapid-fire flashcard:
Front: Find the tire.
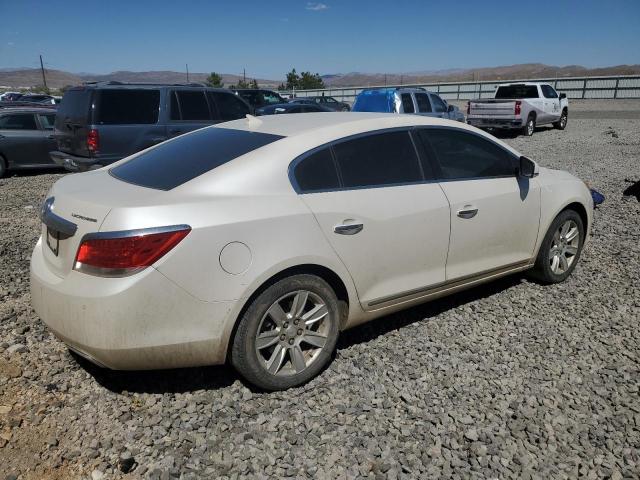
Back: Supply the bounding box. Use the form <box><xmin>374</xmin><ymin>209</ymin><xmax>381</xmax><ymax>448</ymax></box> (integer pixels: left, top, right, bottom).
<box><xmin>529</xmin><ymin>209</ymin><xmax>585</xmax><ymax>284</ymax></box>
<box><xmin>0</xmin><ymin>155</ymin><xmax>6</xmax><ymax>178</ymax></box>
<box><xmin>231</xmin><ymin>274</ymin><xmax>340</xmax><ymax>391</ymax></box>
<box><xmin>523</xmin><ymin>114</ymin><xmax>536</xmax><ymax>136</ymax></box>
<box><xmin>341</xmin><ymin>106</ymin><xmax>349</xmax><ymax>112</ymax></box>
<box><xmin>553</xmin><ymin>109</ymin><xmax>568</xmax><ymax>130</ymax></box>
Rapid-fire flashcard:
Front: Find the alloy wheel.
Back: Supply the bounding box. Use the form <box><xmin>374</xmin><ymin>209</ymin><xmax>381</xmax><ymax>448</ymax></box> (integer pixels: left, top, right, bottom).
<box><xmin>548</xmin><ymin>219</ymin><xmax>580</xmax><ymax>275</ymax></box>
<box><xmin>255</xmin><ymin>290</ymin><xmax>330</xmax><ymax>376</ymax></box>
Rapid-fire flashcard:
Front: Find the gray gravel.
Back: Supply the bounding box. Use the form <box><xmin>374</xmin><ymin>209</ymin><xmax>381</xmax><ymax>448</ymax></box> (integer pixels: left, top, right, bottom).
<box><xmin>1</xmin><ymin>116</ymin><xmax>639</xmax><ymax>479</ymax></box>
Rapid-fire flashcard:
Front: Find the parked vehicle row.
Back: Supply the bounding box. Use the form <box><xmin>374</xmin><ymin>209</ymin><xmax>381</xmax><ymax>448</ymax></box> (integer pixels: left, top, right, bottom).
<box><xmin>466</xmin><ymin>82</ymin><xmax>569</xmax><ymax>136</ymax></box>
<box><xmin>31</xmin><ymin>112</ymin><xmax>593</xmax><ymax>390</ymax></box>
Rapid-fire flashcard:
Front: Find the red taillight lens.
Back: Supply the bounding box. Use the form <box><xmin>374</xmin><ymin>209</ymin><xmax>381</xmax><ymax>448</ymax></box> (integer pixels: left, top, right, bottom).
<box><xmin>74</xmin><ymin>226</ymin><xmax>190</xmax><ymax>276</ymax></box>
<box><xmin>466</xmin><ymin>101</ymin><xmax>470</xmax><ymax>115</ymax></box>
<box><xmin>514</xmin><ymin>100</ymin><xmax>521</xmax><ymax>116</ymax></box>
<box><xmin>87</xmin><ymin>129</ymin><xmax>99</xmax><ymax>153</ymax></box>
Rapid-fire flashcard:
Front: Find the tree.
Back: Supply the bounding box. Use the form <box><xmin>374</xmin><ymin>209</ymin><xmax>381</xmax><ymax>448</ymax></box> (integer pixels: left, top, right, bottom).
<box><xmin>277</xmin><ymin>83</ymin><xmax>287</xmax><ymax>91</ymax></box>
<box><xmin>250</xmin><ymin>79</ymin><xmax>259</xmax><ymax>89</ymax></box>
<box><xmin>285</xmin><ymin>68</ymin><xmax>325</xmax><ymax>90</ymax></box>
<box><xmin>205</xmin><ymin>72</ymin><xmax>223</xmax><ymax>88</ymax></box>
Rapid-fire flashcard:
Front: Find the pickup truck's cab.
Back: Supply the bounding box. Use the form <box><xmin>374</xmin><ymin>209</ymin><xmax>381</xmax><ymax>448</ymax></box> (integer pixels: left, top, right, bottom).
<box><xmin>466</xmin><ymin>83</ymin><xmax>568</xmax><ymax>136</ymax></box>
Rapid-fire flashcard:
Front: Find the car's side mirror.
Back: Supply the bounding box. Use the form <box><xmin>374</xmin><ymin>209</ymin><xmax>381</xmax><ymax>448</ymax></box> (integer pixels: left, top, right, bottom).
<box><xmin>519</xmin><ymin>156</ymin><xmax>538</xmax><ymax>178</ymax></box>
<box><xmin>559</xmin><ymin>93</ymin><xmax>567</xmax><ymax>99</ymax></box>
<box><xmin>447</xmin><ymin>105</ymin><xmax>455</xmax><ymax>112</ymax></box>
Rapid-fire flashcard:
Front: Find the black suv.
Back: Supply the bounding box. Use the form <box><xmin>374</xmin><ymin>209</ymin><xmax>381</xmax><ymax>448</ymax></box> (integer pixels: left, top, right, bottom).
<box><xmin>50</xmin><ymin>82</ymin><xmax>251</xmax><ymax>171</ymax></box>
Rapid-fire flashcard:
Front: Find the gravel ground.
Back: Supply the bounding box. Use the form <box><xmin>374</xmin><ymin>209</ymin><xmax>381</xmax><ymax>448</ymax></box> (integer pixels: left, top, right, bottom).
<box><xmin>1</xmin><ymin>117</ymin><xmax>639</xmax><ymax>480</ymax></box>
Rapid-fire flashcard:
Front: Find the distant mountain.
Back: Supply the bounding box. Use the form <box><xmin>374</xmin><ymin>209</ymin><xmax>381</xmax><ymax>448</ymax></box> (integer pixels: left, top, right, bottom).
<box><xmin>321</xmin><ymin>63</ymin><xmax>640</xmax><ymax>87</ymax></box>
<box><xmin>0</xmin><ymin>68</ymin><xmax>280</xmax><ymax>89</ymax></box>
<box><xmin>2</xmin><ymin>63</ymin><xmax>639</xmax><ymax>90</ymax></box>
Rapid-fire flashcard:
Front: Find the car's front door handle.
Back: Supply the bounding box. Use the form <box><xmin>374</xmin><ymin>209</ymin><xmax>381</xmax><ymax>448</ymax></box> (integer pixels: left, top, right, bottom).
<box><xmin>334</xmin><ymin>222</ymin><xmax>363</xmax><ymax>235</ymax></box>
<box><xmin>457</xmin><ymin>206</ymin><xmax>478</xmax><ymax>219</ymax></box>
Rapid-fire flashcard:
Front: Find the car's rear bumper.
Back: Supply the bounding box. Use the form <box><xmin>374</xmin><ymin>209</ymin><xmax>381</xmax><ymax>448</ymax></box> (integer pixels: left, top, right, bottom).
<box><xmin>467</xmin><ymin>117</ymin><xmax>524</xmax><ymax>129</ymax></box>
<box><xmin>49</xmin><ymin>151</ymin><xmax>120</xmax><ymax>172</ymax></box>
<box><xmin>30</xmin><ymin>237</ymin><xmax>237</xmax><ymax>370</ymax></box>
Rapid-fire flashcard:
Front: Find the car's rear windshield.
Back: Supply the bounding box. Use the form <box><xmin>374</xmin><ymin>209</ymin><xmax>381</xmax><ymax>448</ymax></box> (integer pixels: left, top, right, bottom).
<box><xmin>495</xmin><ymin>85</ymin><xmax>539</xmax><ymax>99</ymax></box>
<box><xmin>57</xmin><ymin>89</ymin><xmax>92</xmax><ymax>121</ymax></box>
<box><xmin>352</xmin><ymin>91</ymin><xmax>394</xmax><ymax>113</ymax></box>
<box><xmin>110</xmin><ymin>127</ymin><xmax>284</xmax><ymax>190</ymax></box>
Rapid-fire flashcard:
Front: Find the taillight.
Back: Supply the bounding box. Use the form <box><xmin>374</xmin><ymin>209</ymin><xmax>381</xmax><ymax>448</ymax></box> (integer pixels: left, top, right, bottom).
<box><xmin>74</xmin><ymin>226</ymin><xmax>191</xmax><ymax>277</ymax></box>
<box><xmin>466</xmin><ymin>101</ymin><xmax>470</xmax><ymax>115</ymax></box>
<box><xmin>514</xmin><ymin>101</ymin><xmax>521</xmax><ymax>116</ymax></box>
<box><xmin>87</xmin><ymin>129</ymin><xmax>99</xmax><ymax>154</ymax></box>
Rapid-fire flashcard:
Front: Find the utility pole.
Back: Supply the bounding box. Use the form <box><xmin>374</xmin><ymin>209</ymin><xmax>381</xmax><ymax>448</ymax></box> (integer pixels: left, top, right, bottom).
<box><xmin>243</xmin><ymin>68</ymin><xmax>246</xmax><ymax>85</ymax></box>
<box><xmin>39</xmin><ymin>55</ymin><xmax>48</xmax><ymax>93</ymax></box>
<box><xmin>186</xmin><ymin>64</ymin><xmax>190</xmax><ymax>83</ymax></box>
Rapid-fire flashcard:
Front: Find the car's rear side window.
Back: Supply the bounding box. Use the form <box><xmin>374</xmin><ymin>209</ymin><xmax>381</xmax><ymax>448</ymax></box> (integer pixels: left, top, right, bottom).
<box><xmin>332</xmin><ymin>131</ymin><xmax>422</xmax><ymax>188</ymax></box>
<box><xmin>401</xmin><ymin>94</ymin><xmax>415</xmax><ymax>113</ymax></box>
<box><xmin>110</xmin><ymin>127</ymin><xmax>283</xmax><ymax>190</ymax></box>
<box><xmin>0</xmin><ymin>113</ymin><xmax>37</xmax><ymax>130</ymax></box>
<box><xmin>293</xmin><ymin>148</ymin><xmax>340</xmax><ymax>193</ymax></box>
<box><xmin>209</xmin><ymin>92</ymin><xmax>250</xmax><ymax>121</ymax></box>
<box><xmin>415</xmin><ymin>93</ymin><xmax>432</xmax><ymax>113</ymax></box>
<box><xmin>418</xmin><ymin>128</ymin><xmax>515</xmax><ymax>180</ymax></box>
<box><xmin>95</xmin><ymin>89</ymin><xmax>160</xmax><ymax>125</ymax></box>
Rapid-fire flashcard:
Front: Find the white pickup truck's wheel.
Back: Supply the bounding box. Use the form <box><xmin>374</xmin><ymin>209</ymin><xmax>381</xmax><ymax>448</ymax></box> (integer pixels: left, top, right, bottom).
<box><xmin>523</xmin><ymin>114</ymin><xmax>536</xmax><ymax>136</ymax></box>
<box><xmin>554</xmin><ymin>109</ymin><xmax>568</xmax><ymax>130</ymax></box>
<box><xmin>231</xmin><ymin>274</ymin><xmax>340</xmax><ymax>391</ymax></box>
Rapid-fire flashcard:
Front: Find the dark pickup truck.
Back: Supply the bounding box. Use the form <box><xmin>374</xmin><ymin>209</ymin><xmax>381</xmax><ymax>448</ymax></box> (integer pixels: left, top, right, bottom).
<box><xmin>50</xmin><ymin>83</ymin><xmax>251</xmax><ymax>171</ymax></box>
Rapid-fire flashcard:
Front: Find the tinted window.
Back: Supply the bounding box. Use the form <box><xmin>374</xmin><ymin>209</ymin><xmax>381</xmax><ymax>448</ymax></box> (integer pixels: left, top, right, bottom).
<box><xmin>333</xmin><ymin>131</ymin><xmax>422</xmax><ymax>188</ymax></box>
<box><xmin>294</xmin><ymin>148</ymin><xmax>340</xmax><ymax>192</ymax></box>
<box><xmin>56</xmin><ymin>89</ymin><xmax>91</xmax><ymax>124</ymax></box>
<box><xmin>541</xmin><ymin>85</ymin><xmax>558</xmax><ymax>99</ymax></box>
<box><xmin>176</xmin><ymin>91</ymin><xmax>210</xmax><ymax>120</ymax></box>
<box><xmin>415</xmin><ymin>93</ymin><xmax>432</xmax><ymax>113</ymax></box>
<box><xmin>431</xmin><ymin>94</ymin><xmax>447</xmax><ymax>113</ymax></box>
<box><xmin>401</xmin><ymin>94</ymin><xmax>415</xmax><ymax>113</ymax></box>
<box><xmin>495</xmin><ymin>85</ymin><xmax>539</xmax><ymax>99</ymax></box>
<box><xmin>0</xmin><ymin>113</ymin><xmax>37</xmax><ymax>130</ymax></box>
<box><xmin>111</xmin><ymin>127</ymin><xmax>283</xmax><ymax>190</ymax></box>
<box><xmin>95</xmin><ymin>89</ymin><xmax>160</xmax><ymax>124</ymax></box>
<box><xmin>419</xmin><ymin>129</ymin><xmax>515</xmax><ymax>179</ymax></box>
<box><xmin>38</xmin><ymin>113</ymin><xmax>56</xmax><ymax>129</ymax></box>
<box><xmin>325</xmin><ymin>97</ymin><xmax>337</xmax><ymax>103</ymax></box>
<box><xmin>170</xmin><ymin>91</ymin><xmax>180</xmax><ymax>120</ymax></box>
<box><xmin>209</xmin><ymin>92</ymin><xmax>250</xmax><ymax>121</ymax></box>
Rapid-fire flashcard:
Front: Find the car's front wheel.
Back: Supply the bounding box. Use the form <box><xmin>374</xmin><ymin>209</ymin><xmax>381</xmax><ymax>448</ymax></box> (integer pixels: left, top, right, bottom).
<box><xmin>231</xmin><ymin>274</ymin><xmax>340</xmax><ymax>390</ymax></box>
<box><xmin>530</xmin><ymin>209</ymin><xmax>585</xmax><ymax>283</ymax></box>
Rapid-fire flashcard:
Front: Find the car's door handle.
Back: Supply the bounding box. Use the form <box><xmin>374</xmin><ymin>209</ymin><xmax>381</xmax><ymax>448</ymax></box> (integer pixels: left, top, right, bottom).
<box><xmin>457</xmin><ymin>206</ymin><xmax>478</xmax><ymax>219</ymax></box>
<box><xmin>334</xmin><ymin>222</ymin><xmax>363</xmax><ymax>235</ymax></box>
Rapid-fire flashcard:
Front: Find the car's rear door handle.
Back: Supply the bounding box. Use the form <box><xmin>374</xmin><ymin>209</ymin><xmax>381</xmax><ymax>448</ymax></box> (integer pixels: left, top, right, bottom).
<box><xmin>457</xmin><ymin>206</ymin><xmax>478</xmax><ymax>219</ymax></box>
<box><xmin>334</xmin><ymin>222</ymin><xmax>363</xmax><ymax>235</ymax></box>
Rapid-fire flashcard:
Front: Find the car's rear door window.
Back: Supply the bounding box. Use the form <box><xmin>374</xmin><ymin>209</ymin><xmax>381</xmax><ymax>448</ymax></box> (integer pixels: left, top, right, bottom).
<box><xmin>208</xmin><ymin>92</ymin><xmax>250</xmax><ymax>121</ymax></box>
<box><xmin>0</xmin><ymin>113</ymin><xmax>37</xmax><ymax>130</ymax></box>
<box><xmin>110</xmin><ymin>127</ymin><xmax>283</xmax><ymax>190</ymax></box>
<box><xmin>400</xmin><ymin>93</ymin><xmax>415</xmax><ymax>113</ymax></box>
<box><xmin>95</xmin><ymin>89</ymin><xmax>160</xmax><ymax>124</ymax></box>
<box><xmin>332</xmin><ymin>130</ymin><xmax>422</xmax><ymax>188</ymax></box>
<box><xmin>418</xmin><ymin>128</ymin><xmax>515</xmax><ymax>179</ymax></box>
<box><xmin>293</xmin><ymin>148</ymin><xmax>340</xmax><ymax>193</ymax></box>
<box><xmin>175</xmin><ymin>90</ymin><xmax>211</xmax><ymax>120</ymax></box>
<box><xmin>415</xmin><ymin>93</ymin><xmax>432</xmax><ymax>113</ymax></box>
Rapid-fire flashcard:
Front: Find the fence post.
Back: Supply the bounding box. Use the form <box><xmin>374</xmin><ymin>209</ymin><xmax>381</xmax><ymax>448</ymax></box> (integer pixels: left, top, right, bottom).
<box><xmin>582</xmin><ymin>79</ymin><xmax>586</xmax><ymax>99</ymax></box>
<box><xmin>457</xmin><ymin>83</ymin><xmax>460</xmax><ymax>101</ymax></box>
<box><xmin>614</xmin><ymin>78</ymin><xmax>619</xmax><ymax>99</ymax></box>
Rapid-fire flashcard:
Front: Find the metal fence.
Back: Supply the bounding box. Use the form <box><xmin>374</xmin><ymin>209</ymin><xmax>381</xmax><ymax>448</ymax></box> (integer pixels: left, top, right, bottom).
<box><xmin>287</xmin><ymin>75</ymin><xmax>640</xmax><ymax>104</ymax></box>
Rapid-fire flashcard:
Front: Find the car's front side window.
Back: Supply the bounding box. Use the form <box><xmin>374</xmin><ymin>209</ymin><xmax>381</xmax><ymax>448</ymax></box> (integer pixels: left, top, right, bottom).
<box><xmin>418</xmin><ymin>128</ymin><xmax>516</xmax><ymax>180</ymax></box>
<box><xmin>0</xmin><ymin>114</ymin><xmax>37</xmax><ymax>130</ymax></box>
<box><xmin>431</xmin><ymin>94</ymin><xmax>447</xmax><ymax>113</ymax></box>
<box><xmin>542</xmin><ymin>85</ymin><xmax>558</xmax><ymax>99</ymax></box>
<box><xmin>175</xmin><ymin>90</ymin><xmax>211</xmax><ymax>120</ymax></box>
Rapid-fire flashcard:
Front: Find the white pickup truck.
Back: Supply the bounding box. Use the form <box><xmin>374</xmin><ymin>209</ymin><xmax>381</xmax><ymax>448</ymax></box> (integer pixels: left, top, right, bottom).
<box><xmin>466</xmin><ymin>82</ymin><xmax>568</xmax><ymax>136</ymax></box>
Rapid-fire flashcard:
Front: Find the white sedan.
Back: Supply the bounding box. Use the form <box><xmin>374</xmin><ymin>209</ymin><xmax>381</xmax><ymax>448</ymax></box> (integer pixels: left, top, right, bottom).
<box><xmin>30</xmin><ymin>113</ymin><xmax>593</xmax><ymax>390</ymax></box>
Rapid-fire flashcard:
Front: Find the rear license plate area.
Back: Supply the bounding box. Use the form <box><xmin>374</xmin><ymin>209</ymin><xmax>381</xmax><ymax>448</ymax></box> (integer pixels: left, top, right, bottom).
<box><xmin>46</xmin><ymin>227</ymin><xmax>60</xmax><ymax>256</ymax></box>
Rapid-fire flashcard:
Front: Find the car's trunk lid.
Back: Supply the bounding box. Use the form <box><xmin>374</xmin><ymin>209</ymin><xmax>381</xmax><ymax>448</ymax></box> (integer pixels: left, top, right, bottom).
<box><xmin>40</xmin><ymin>169</ymin><xmax>160</xmax><ymax>278</ymax></box>
<box><xmin>468</xmin><ymin>99</ymin><xmax>517</xmax><ymax>117</ymax></box>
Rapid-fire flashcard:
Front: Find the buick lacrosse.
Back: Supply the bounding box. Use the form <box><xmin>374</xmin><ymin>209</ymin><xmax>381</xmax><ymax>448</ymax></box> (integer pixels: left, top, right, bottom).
<box><xmin>31</xmin><ymin>113</ymin><xmax>593</xmax><ymax>390</ymax></box>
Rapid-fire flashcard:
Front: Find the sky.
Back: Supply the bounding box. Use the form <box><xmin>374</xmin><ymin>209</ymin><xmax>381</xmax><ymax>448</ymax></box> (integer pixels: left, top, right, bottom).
<box><xmin>1</xmin><ymin>0</ymin><xmax>639</xmax><ymax>79</ymax></box>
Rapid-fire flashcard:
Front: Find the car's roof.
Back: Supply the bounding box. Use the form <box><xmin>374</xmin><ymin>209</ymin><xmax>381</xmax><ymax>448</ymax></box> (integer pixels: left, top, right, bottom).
<box><xmin>220</xmin><ymin>112</ymin><xmax>466</xmax><ymax>138</ymax></box>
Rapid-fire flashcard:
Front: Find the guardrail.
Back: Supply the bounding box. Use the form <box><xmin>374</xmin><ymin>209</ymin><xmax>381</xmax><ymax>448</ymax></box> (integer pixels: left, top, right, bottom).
<box><xmin>285</xmin><ymin>75</ymin><xmax>640</xmax><ymax>104</ymax></box>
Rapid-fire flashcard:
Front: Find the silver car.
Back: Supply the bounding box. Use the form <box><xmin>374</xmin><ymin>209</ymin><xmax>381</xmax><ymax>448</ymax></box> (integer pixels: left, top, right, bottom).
<box><xmin>352</xmin><ymin>87</ymin><xmax>465</xmax><ymax>122</ymax></box>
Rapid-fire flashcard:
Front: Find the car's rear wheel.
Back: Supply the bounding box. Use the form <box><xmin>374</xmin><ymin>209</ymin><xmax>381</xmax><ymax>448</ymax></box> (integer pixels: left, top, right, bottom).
<box><xmin>529</xmin><ymin>209</ymin><xmax>585</xmax><ymax>283</ymax></box>
<box><xmin>341</xmin><ymin>106</ymin><xmax>349</xmax><ymax>112</ymax></box>
<box><xmin>231</xmin><ymin>274</ymin><xmax>340</xmax><ymax>391</ymax></box>
<box><xmin>553</xmin><ymin>109</ymin><xmax>568</xmax><ymax>130</ymax></box>
<box><xmin>523</xmin><ymin>114</ymin><xmax>536</xmax><ymax>136</ymax></box>
<box><xmin>0</xmin><ymin>155</ymin><xmax>7</xmax><ymax>178</ymax></box>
